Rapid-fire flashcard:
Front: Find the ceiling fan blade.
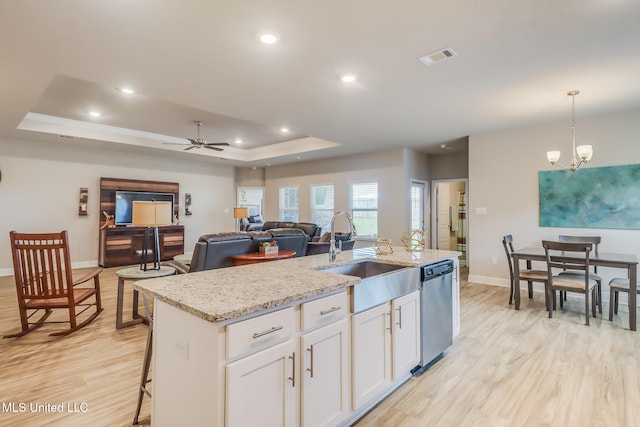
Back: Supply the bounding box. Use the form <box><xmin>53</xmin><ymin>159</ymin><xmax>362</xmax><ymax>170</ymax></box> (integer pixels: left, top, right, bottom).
<box><xmin>184</xmin><ymin>146</ymin><xmax>197</xmax><ymax>151</ymax></box>
<box><xmin>204</xmin><ymin>142</ymin><xmax>230</xmax><ymax>146</ymax></box>
<box><xmin>187</xmin><ymin>138</ymin><xmax>197</xmax><ymax>144</ymax></box>
<box><xmin>203</xmin><ymin>145</ymin><xmax>224</xmax><ymax>151</ymax></box>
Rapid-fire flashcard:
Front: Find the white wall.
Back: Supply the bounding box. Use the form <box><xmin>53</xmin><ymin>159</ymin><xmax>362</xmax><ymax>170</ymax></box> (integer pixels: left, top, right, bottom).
<box><xmin>263</xmin><ymin>148</ymin><xmax>425</xmax><ymax>243</ymax></box>
<box><xmin>0</xmin><ymin>137</ymin><xmax>237</xmax><ymax>275</ymax></box>
<box><xmin>468</xmin><ymin>108</ymin><xmax>640</xmax><ymax>298</ymax></box>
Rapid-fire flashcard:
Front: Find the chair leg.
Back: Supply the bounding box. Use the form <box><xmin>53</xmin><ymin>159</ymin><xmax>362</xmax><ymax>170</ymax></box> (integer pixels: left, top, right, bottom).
<box><xmin>527</xmin><ymin>281</ymin><xmax>533</xmax><ymax>299</ymax></box>
<box><xmin>3</xmin><ymin>308</ymin><xmax>52</xmax><ymax>338</ymax></box>
<box><xmin>585</xmin><ymin>291</ymin><xmax>590</xmax><ymax>326</ymax></box>
<box><xmin>549</xmin><ymin>290</ymin><xmax>555</xmax><ymax>318</ymax></box>
<box><xmin>614</xmin><ymin>291</ymin><xmax>619</xmax><ymax>315</ymax></box>
<box><xmin>134</xmin><ymin>295</ymin><xmax>153</xmax><ymax>425</ymax></box>
<box><xmin>609</xmin><ymin>289</ymin><xmax>616</xmax><ymax>321</ymax></box>
<box><xmin>543</xmin><ymin>282</ymin><xmax>550</xmax><ymax>312</ymax></box>
<box><xmin>509</xmin><ymin>278</ymin><xmax>514</xmax><ymax>305</ymax></box>
<box><xmin>591</xmin><ymin>289</ymin><xmax>597</xmax><ymax>318</ymax></box>
<box><xmin>596</xmin><ymin>280</ymin><xmax>602</xmax><ymax>313</ymax></box>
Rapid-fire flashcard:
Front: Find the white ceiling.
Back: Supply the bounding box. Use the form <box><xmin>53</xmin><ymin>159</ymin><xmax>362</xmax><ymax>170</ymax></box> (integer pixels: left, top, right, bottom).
<box><xmin>1</xmin><ymin>1</ymin><xmax>639</xmax><ymax>167</ymax></box>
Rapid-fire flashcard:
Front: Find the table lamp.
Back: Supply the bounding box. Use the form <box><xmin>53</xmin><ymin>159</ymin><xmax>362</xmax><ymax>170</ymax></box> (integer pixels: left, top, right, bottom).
<box><xmin>233</xmin><ymin>207</ymin><xmax>249</xmax><ymax>232</ymax></box>
<box><xmin>132</xmin><ymin>201</ymin><xmax>173</xmax><ymax>270</ymax></box>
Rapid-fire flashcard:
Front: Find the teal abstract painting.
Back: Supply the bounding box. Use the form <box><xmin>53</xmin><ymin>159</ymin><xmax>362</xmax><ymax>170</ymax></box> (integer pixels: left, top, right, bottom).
<box><xmin>539</xmin><ymin>164</ymin><xmax>640</xmax><ymax>229</ymax></box>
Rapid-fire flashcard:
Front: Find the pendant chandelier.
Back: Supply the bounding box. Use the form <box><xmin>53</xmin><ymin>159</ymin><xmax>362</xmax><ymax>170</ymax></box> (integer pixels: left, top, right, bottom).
<box><xmin>546</xmin><ymin>90</ymin><xmax>593</xmax><ymax>171</ymax></box>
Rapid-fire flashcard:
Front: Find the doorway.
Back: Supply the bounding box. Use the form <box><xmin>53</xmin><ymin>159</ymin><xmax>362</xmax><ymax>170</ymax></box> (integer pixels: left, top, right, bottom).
<box><xmin>432</xmin><ymin>179</ymin><xmax>467</xmax><ymax>266</ymax></box>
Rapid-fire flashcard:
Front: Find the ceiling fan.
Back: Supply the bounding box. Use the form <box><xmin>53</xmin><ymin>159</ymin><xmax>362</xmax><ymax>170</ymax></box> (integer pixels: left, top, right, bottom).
<box><xmin>167</xmin><ymin>120</ymin><xmax>230</xmax><ymax>151</ymax></box>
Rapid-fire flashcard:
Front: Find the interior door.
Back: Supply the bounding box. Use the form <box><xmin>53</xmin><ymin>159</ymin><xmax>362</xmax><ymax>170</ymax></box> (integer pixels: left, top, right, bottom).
<box><xmin>436</xmin><ymin>183</ymin><xmax>451</xmax><ymax>250</ymax></box>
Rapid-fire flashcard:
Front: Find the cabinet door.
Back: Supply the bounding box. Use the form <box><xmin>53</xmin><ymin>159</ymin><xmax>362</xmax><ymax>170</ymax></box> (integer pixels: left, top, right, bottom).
<box><xmin>392</xmin><ymin>290</ymin><xmax>421</xmax><ymax>379</ymax></box>
<box><xmin>301</xmin><ymin>319</ymin><xmax>349</xmax><ymax>427</ymax></box>
<box><xmin>352</xmin><ymin>303</ymin><xmax>392</xmax><ymax>410</ymax></box>
<box><xmin>227</xmin><ymin>340</ymin><xmax>297</xmax><ymax>427</ymax></box>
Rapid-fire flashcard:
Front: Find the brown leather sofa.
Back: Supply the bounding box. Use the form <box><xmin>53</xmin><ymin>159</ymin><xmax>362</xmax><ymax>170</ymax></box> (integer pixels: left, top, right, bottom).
<box><xmin>168</xmin><ymin>228</ymin><xmax>309</xmax><ymax>273</ymax></box>
<box><xmin>306</xmin><ymin>232</ymin><xmax>355</xmax><ymax>255</ymax></box>
<box><xmin>261</xmin><ymin>221</ymin><xmax>322</xmax><ymax>241</ymax></box>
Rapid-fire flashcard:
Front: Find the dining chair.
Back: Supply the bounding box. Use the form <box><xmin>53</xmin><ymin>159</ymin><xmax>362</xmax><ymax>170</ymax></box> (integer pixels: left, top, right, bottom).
<box><xmin>557</xmin><ymin>235</ymin><xmax>602</xmax><ymax>312</ymax></box>
<box><xmin>608</xmin><ymin>277</ymin><xmax>640</xmax><ymax>321</ymax></box>
<box><xmin>502</xmin><ymin>235</ymin><xmax>549</xmax><ymax>307</ymax></box>
<box><xmin>542</xmin><ymin>240</ymin><xmax>600</xmax><ymax>325</ymax></box>
<box><xmin>4</xmin><ymin>230</ymin><xmax>103</xmax><ymax>337</ymax></box>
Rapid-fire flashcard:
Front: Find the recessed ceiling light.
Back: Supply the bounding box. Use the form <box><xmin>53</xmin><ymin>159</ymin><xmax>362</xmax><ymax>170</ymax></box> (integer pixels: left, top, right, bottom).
<box><xmin>341</xmin><ymin>74</ymin><xmax>357</xmax><ymax>83</ymax></box>
<box><xmin>89</xmin><ymin>111</ymin><xmax>101</xmax><ymax>117</ymax></box>
<box><xmin>260</xmin><ymin>33</ymin><xmax>278</xmax><ymax>44</ymax></box>
<box><xmin>119</xmin><ymin>87</ymin><xmax>135</xmax><ymax>94</ymax></box>
<box><xmin>235</xmin><ymin>138</ymin><xmax>243</xmax><ymax>144</ymax></box>
<box><xmin>280</xmin><ymin>127</ymin><xmax>289</xmax><ymax>133</ymax></box>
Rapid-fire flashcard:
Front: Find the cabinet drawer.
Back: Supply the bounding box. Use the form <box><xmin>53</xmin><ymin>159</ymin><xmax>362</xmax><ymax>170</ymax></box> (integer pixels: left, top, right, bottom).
<box><xmin>227</xmin><ymin>307</ymin><xmax>295</xmax><ymax>359</ymax></box>
<box><xmin>301</xmin><ymin>291</ymin><xmax>348</xmax><ymax>332</ymax></box>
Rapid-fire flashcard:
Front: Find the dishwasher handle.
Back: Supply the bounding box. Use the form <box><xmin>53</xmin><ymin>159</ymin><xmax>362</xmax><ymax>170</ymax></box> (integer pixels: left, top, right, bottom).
<box><xmin>420</xmin><ymin>261</ymin><xmax>454</xmax><ymax>282</ymax></box>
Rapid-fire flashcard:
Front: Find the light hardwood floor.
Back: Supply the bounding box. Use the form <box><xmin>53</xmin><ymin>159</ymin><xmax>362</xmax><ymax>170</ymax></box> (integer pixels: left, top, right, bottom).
<box><xmin>0</xmin><ymin>267</ymin><xmax>637</xmax><ymax>427</ymax></box>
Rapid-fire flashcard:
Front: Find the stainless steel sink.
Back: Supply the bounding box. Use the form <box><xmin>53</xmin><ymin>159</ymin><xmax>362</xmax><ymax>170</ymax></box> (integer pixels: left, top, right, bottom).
<box><xmin>319</xmin><ymin>261</ymin><xmax>419</xmax><ymax>313</ymax></box>
<box><xmin>319</xmin><ymin>261</ymin><xmax>406</xmax><ymax>279</ymax></box>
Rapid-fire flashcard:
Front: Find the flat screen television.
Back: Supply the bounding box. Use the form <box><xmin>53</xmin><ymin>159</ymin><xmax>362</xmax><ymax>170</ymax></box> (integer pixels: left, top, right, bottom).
<box><xmin>115</xmin><ymin>191</ymin><xmax>175</xmax><ymax>226</ymax></box>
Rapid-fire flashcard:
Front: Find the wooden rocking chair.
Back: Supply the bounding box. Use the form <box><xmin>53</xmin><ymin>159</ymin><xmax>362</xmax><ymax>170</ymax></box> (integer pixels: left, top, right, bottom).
<box><xmin>4</xmin><ymin>230</ymin><xmax>103</xmax><ymax>338</ymax></box>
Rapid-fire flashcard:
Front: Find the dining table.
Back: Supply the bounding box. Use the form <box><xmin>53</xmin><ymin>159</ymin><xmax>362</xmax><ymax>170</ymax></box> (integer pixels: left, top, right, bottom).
<box><xmin>512</xmin><ymin>247</ymin><xmax>638</xmax><ymax>331</ymax></box>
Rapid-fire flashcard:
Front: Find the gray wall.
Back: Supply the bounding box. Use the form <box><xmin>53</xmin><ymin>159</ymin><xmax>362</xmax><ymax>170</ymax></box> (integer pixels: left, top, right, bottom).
<box><xmin>262</xmin><ymin>148</ymin><xmax>429</xmax><ymax>243</ymax></box>
<box><xmin>468</xmin><ymin>107</ymin><xmax>640</xmax><ymax>301</ymax></box>
<box><xmin>0</xmin><ymin>136</ymin><xmax>237</xmax><ymax>274</ymax></box>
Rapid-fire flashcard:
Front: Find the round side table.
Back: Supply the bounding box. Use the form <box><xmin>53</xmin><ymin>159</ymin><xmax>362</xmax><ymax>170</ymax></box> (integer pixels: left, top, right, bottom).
<box><xmin>173</xmin><ymin>252</ymin><xmax>193</xmax><ymax>266</ymax></box>
<box><xmin>230</xmin><ymin>250</ymin><xmax>296</xmax><ymax>266</ymax></box>
<box><xmin>115</xmin><ymin>265</ymin><xmax>175</xmax><ymax>329</ymax></box>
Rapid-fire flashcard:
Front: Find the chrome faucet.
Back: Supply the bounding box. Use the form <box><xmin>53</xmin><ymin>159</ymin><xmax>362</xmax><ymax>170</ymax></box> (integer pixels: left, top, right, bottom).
<box><xmin>329</xmin><ymin>211</ymin><xmax>356</xmax><ymax>261</ymax></box>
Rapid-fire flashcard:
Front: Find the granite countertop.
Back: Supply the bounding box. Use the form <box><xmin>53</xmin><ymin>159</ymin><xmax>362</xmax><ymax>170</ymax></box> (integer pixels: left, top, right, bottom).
<box><xmin>134</xmin><ymin>247</ymin><xmax>460</xmax><ymax>323</ymax></box>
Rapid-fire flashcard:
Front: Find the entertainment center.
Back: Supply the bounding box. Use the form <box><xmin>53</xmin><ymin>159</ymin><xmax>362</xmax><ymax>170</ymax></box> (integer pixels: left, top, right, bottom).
<box><xmin>98</xmin><ymin>177</ymin><xmax>184</xmax><ymax>268</ymax></box>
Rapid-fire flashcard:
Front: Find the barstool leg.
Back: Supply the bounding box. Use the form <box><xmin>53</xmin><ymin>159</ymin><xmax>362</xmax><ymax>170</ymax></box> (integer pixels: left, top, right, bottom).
<box><xmin>134</xmin><ymin>295</ymin><xmax>153</xmax><ymax>424</ymax></box>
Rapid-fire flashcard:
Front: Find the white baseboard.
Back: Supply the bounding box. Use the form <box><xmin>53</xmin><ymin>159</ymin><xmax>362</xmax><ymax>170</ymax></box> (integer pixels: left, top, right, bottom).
<box><xmin>467</xmin><ymin>274</ymin><xmax>640</xmax><ymax>306</ymax></box>
<box><xmin>0</xmin><ymin>260</ymin><xmax>100</xmax><ymax>277</ymax></box>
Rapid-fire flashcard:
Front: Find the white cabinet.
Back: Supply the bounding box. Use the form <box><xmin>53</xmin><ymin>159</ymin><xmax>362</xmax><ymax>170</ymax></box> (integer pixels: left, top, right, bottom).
<box><xmin>352</xmin><ymin>302</ymin><xmax>392</xmax><ymax>409</ymax></box>
<box><xmin>226</xmin><ymin>340</ymin><xmax>297</xmax><ymax>427</ymax></box>
<box><xmin>391</xmin><ymin>291</ymin><xmax>421</xmax><ymax>379</ymax></box>
<box><xmin>300</xmin><ymin>318</ymin><xmax>350</xmax><ymax>427</ymax></box>
<box><xmin>227</xmin><ymin>291</ymin><xmax>350</xmax><ymax>427</ymax></box>
<box><xmin>352</xmin><ymin>290</ymin><xmax>421</xmax><ymax>411</ymax></box>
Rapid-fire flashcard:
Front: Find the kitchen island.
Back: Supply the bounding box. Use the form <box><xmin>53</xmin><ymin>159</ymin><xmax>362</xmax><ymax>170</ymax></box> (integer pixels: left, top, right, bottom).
<box><xmin>135</xmin><ymin>247</ymin><xmax>460</xmax><ymax>426</ymax></box>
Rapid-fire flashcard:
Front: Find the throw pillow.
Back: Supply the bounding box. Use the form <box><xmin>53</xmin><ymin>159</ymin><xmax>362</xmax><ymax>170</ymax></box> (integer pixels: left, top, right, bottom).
<box><xmin>318</xmin><ymin>232</ymin><xmax>331</xmax><ymax>243</ymax></box>
<box><xmin>248</xmin><ymin>215</ymin><xmax>263</xmax><ymax>224</ymax></box>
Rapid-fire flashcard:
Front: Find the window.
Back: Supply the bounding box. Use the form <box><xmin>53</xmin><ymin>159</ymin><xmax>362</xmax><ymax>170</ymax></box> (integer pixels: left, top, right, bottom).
<box><xmin>279</xmin><ymin>187</ymin><xmax>299</xmax><ymax>222</ymax></box>
<box><xmin>411</xmin><ymin>182</ymin><xmax>425</xmax><ymax>231</ymax></box>
<box><xmin>310</xmin><ymin>185</ymin><xmax>334</xmax><ymax>231</ymax></box>
<box><xmin>350</xmin><ymin>181</ymin><xmax>378</xmax><ymax>237</ymax></box>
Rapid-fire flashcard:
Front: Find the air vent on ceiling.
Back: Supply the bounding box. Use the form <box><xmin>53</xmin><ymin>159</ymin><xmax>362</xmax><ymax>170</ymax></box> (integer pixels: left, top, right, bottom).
<box><xmin>418</xmin><ymin>47</ymin><xmax>458</xmax><ymax>66</ymax></box>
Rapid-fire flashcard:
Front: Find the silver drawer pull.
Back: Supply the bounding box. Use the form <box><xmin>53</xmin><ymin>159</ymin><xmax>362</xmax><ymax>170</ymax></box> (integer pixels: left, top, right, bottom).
<box><xmin>320</xmin><ymin>306</ymin><xmax>341</xmax><ymax>316</ymax></box>
<box><xmin>288</xmin><ymin>352</ymin><xmax>296</xmax><ymax>387</ymax></box>
<box><xmin>252</xmin><ymin>325</ymin><xmax>283</xmax><ymax>339</ymax></box>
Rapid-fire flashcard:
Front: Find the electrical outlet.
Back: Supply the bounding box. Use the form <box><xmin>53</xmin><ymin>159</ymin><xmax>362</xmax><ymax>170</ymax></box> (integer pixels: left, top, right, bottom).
<box><xmin>176</xmin><ymin>339</ymin><xmax>189</xmax><ymax>360</ymax></box>
<box><xmin>491</xmin><ymin>256</ymin><xmax>498</xmax><ymax>265</ymax></box>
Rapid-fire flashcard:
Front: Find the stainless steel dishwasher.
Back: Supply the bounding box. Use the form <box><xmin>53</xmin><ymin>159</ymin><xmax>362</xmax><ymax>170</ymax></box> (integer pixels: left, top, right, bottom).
<box><xmin>415</xmin><ymin>259</ymin><xmax>454</xmax><ymax>372</ymax></box>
